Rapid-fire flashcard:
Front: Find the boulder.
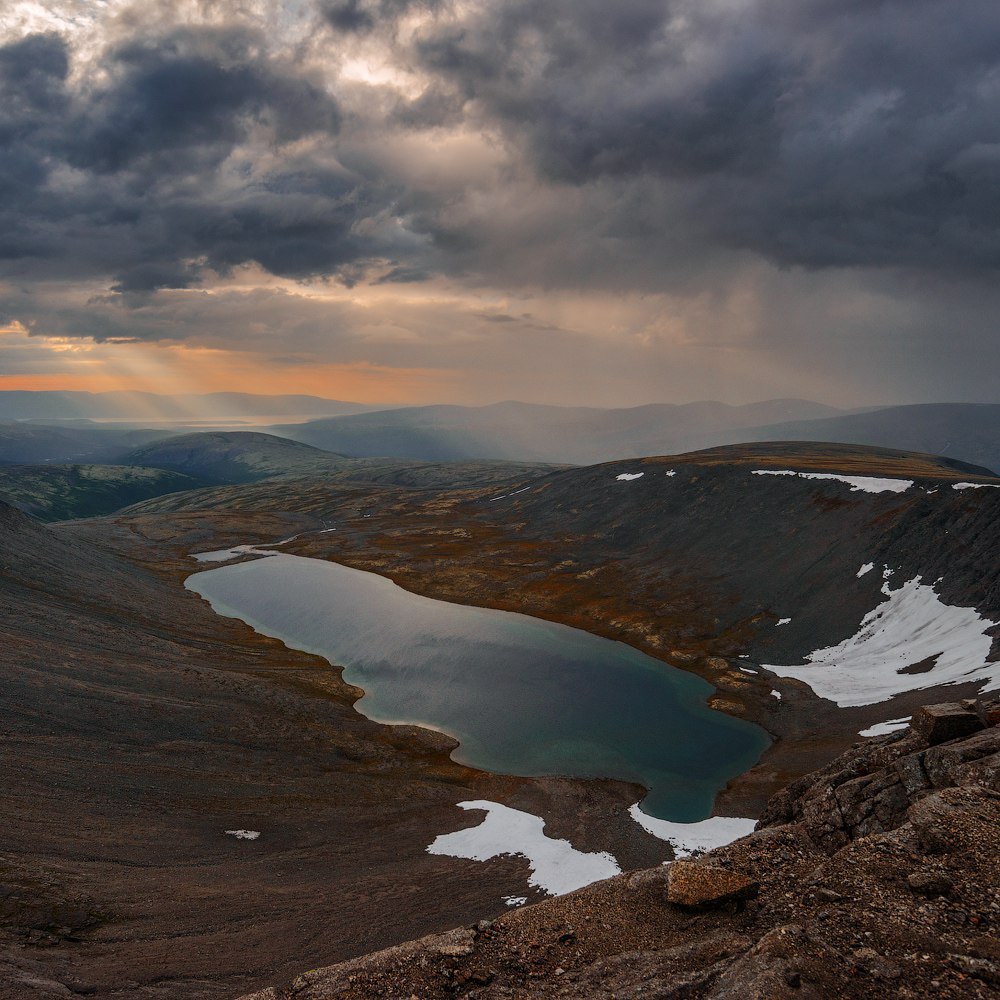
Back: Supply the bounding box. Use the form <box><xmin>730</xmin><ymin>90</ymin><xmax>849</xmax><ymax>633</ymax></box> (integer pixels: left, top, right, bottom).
<box><xmin>910</xmin><ymin>703</ymin><xmax>984</xmax><ymax>745</ymax></box>
<box><xmin>667</xmin><ymin>861</ymin><xmax>759</xmax><ymax>909</ymax></box>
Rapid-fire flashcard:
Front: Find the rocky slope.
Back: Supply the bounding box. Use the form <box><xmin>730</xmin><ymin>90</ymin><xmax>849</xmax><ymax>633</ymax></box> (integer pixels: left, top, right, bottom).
<box><xmin>238</xmin><ymin>700</ymin><xmax>1000</xmax><ymax>1000</ymax></box>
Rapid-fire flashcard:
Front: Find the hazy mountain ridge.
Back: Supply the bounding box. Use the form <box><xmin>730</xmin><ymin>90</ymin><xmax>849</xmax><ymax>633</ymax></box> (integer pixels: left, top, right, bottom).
<box><xmin>268</xmin><ymin>400</ymin><xmax>1000</xmax><ymax>472</ymax></box>
<box><xmin>0</xmin><ymin>422</ymin><xmax>171</xmax><ymax>465</ymax></box>
<box><xmin>269</xmin><ymin>398</ymin><xmax>851</xmax><ymax>463</ymax></box>
<box><xmin>0</xmin><ymin>390</ymin><xmax>377</xmax><ymax>422</ymax></box>
<box><xmin>121</xmin><ymin>431</ymin><xmax>567</xmax><ymax>492</ymax></box>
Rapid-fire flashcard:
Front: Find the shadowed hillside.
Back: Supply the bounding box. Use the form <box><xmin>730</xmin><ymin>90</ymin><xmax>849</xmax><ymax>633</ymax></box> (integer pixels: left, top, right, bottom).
<box><xmin>0</xmin><ymin>464</ymin><xmax>207</xmax><ymax>521</ymax></box>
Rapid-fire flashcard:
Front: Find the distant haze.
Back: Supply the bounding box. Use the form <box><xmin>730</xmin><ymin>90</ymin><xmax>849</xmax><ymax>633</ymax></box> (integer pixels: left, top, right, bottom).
<box><xmin>0</xmin><ymin>391</ymin><xmax>376</xmax><ymax>425</ymax></box>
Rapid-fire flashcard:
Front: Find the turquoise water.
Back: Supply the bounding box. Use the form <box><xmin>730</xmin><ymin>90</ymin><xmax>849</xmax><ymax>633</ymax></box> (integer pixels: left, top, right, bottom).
<box><xmin>187</xmin><ymin>552</ymin><xmax>770</xmax><ymax>821</ymax></box>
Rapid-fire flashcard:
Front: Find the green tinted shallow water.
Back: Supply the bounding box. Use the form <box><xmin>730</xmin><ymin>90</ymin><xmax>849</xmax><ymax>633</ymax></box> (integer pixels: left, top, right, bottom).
<box><xmin>187</xmin><ymin>552</ymin><xmax>770</xmax><ymax>821</ymax></box>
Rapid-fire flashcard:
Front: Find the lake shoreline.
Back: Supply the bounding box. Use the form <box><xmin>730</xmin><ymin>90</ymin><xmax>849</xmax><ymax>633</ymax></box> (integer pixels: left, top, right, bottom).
<box><xmin>185</xmin><ymin>544</ymin><xmax>771</xmax><ymax>824</ymax></box>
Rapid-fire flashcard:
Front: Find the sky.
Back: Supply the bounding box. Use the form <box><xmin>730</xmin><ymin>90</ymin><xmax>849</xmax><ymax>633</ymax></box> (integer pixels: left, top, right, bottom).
<box><xmin>1</xmin><ymin>0</ymin><xmax>999</xmax><ymax>408</ymax></box>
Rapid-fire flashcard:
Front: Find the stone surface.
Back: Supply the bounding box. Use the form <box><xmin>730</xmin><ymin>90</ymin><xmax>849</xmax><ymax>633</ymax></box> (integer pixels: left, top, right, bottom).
<box><xmin>907</xmin><ymin>869</ymin><xmax>954</xmax><ymax>896</ymax></box>
<box><xmin>666</xmin><ymin>861</ymin><xmax>759</xmax><ymax>909</ymax></box>
<box><xmin>911</xmin><ymin>703</ymin><xmax>985</xmax><ymax>745</ymax></box>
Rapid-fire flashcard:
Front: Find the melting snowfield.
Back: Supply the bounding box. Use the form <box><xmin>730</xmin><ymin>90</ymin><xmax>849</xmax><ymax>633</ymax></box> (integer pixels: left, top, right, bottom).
<box><xmin>627</xmin><ymin>806</ymin><xmax>755</xmax><ymax>859</ymax></box>
<box><xmin>763</xmin><ymin>573</ymin><xmax>999</xmax><ymax>707</ymax></box>
<box><xmin>428</xmin><ymin>801</ymin><xmax>758</xmax><ymax>895</ymax></box>
<box><xmin>427</xmin><ymin>801</ymin><xmax>621</xmax><ymax>896</ymax></box>
<box><xmin>859</xmin><ymin>718</ymin><xmax>911</xmax><ymax>738</ymax></box>
<box><xmin>751</xmin><ymin>470</ymin><xmax>914</xmax><ymax>493</ymax></box>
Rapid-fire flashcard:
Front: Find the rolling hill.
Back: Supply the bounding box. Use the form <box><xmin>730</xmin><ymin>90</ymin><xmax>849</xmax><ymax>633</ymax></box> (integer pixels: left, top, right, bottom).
<box><xmin>0</xmin><ymin>464</ymin><xmax>207</xmax><ymax>521</ymax></box>
<box><xmin>269</xmin><ymin>400</ymin><xmax>1000</xmax><ymax>476</ymax></box>
<box><xmin>120</xmin><ymin>430</ymin><xmax>357</xmax><ymax>483</ymax></box>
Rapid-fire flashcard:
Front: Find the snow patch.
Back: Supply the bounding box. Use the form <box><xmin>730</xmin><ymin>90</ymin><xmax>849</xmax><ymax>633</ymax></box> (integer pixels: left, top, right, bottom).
<box><xmin>739</xmin><ymin>666</ymin><xmax>758</xmax><ymax>674</ymax></box>
<box><xmin>859</xmin><ymin>718</ymin><xmax>911</xmax><ymax>738</ymax></box>
<box><xmin>762</xmin><ymin>574</ymin><xmax>999</xmax><ymax>706</ymax></box>
<box><xmin>503</xmin><ymin>896</ymin><xmax>528</xmax><ymax>907</ymax></box>
<box><xmin>225</xmin><ymin>829</ymin><xmax>260</xmax><ymax>840</ymax></box>
<box><xmin>770</xmin><ymin>690</ymin><xmax>782</xmax><ymax>700</ymax></box>
<box><xmin>628</xmin><ymin>805</ymin><xmax>755</xmax><ymax>858</ymax></box>
<box><xmin>751</xmin><ymin>470</ymin><xmax>913</xmax><ymax>494</ymax></box>
<box><xmin>776</xmin><ymin>618</ymin><xmax>791</xmax><ymax>627</ymax></box>
<box><xmin>953</xmin><ymin>482</ymin><xmax>1000</xmax><ymax>490</ymax></box>
<box><xmin>427</xmin><ymin>801</ymin><xmax>621</xmax><ymax>896</ymax></box>
<box><xmin>857</xmin><ymin>563</ymin><xmax>874</xmax><ymax>578</ymax></box>
<box><xmin>615</xmin><ymin>472</ymin><xmax>644</xmax><ymax>482</ymax></box>
<box><xmin>664</xmin><ymin>470</ymin><xmax>677</xmax><ymax>477</ymax></box>
<box><xmin>489</xmin><ymin>486</ymin><xmax>533</xmax><ymax>501</ymax></box>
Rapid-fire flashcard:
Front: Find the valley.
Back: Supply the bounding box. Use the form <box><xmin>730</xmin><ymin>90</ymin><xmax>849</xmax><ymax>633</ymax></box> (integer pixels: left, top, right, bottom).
<box><xmin>2</xmin><ymin>431</ymin><xmax>999</xmax><ymax>999</ymax></box>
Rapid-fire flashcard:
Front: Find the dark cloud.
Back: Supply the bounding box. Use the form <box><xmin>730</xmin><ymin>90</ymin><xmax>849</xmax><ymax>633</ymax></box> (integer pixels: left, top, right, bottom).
<box><xmin>319</xmin><ymin>0</ymin><xmax>440</xmax><ymax>35</ymax></box>
<box><xmin>0</xmin><ymin>21</ymin><xmax>410</xmax><ymax>316</ymax></box>
<box><xmin>67</xmin><ymin>27</ymin><xmax>341</xmax><ymax>174</ymax></box>
<box><xmin>401</xmin><ymin>0</ymin><xmax>1000</xmax><ymax>274</ymax></box>
<box><xmin>2</xmin><ymin>0</ymin><xmax>1000</xmax><ymax>392</ymax></box>
<box><xmin>374</xmin><ymin>265</ymin><xmax>435</xmax><ymax>283</ymax></box>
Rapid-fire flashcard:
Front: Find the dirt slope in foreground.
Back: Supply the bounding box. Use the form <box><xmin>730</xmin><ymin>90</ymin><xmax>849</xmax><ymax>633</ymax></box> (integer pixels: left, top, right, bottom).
<box><xmin>240</xmin><ymin>703</ymin><xmax>1000</xmax><ymax>1000</ymax></box>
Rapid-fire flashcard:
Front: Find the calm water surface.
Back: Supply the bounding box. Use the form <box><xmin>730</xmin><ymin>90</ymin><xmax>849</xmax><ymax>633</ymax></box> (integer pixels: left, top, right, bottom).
<box><xmin>187</xmin><ymin>552</ymin><xmax>770</xmax><ymax>821</ymax></box>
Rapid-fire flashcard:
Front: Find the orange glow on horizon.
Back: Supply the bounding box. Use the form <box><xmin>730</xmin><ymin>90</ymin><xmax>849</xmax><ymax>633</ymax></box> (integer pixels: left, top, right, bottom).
<box><xmin>0</xmin><ymin>351</ymin><xmax>466</xmax><ymax>405</ymax></box>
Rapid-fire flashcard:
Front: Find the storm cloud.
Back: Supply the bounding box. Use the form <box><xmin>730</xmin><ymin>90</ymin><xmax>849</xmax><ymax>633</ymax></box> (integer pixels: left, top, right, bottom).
<box><xmin>1</xmin><ymin>0</ymin><xmax>999</xmax><ymax>404</ymax></box>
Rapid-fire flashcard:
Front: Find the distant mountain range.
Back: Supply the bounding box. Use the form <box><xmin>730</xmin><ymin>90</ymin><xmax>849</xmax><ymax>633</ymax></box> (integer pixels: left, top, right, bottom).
<box><xmin>2</xmin><ymin>395</ymin><xmax>998</xmax><ymax>476</ymax></box>
<box><xmin>267</xmin><ymin>399</ymin><xmax>1000</xmax><ymax>473</ymax></box>
<box><xmin>0</xmin><ymin>390</ymin><xmax>375</xmax><ymax>422</ymax></box>
<box><xmin>269</xmin><ymin>399</ymin><xmax>851</xmax><ymax>464</ymax></box>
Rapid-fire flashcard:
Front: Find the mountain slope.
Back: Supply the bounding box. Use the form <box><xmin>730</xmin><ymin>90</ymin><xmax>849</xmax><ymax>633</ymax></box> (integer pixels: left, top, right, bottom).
<box><xmin>270</xmin><ymin>399</ymin><xmax>848</xmax><ymax>463</ymax></box>
<box><xmin>0</xmin><ymin>503</ymin><xmax>663</xmax><ymax>999</ymax></box>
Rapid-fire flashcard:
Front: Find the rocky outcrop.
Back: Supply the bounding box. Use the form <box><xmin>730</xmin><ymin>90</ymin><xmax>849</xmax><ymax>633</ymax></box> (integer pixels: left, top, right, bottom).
<box><xmin>240</xmin><ymin>702</ymin><xmax>1000</xmax><ymax>999</ymax></box>
<box><xmin>757</xmin><ymin>699</ymin><xmax>999</xmax><ymax>851</ymax></box>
